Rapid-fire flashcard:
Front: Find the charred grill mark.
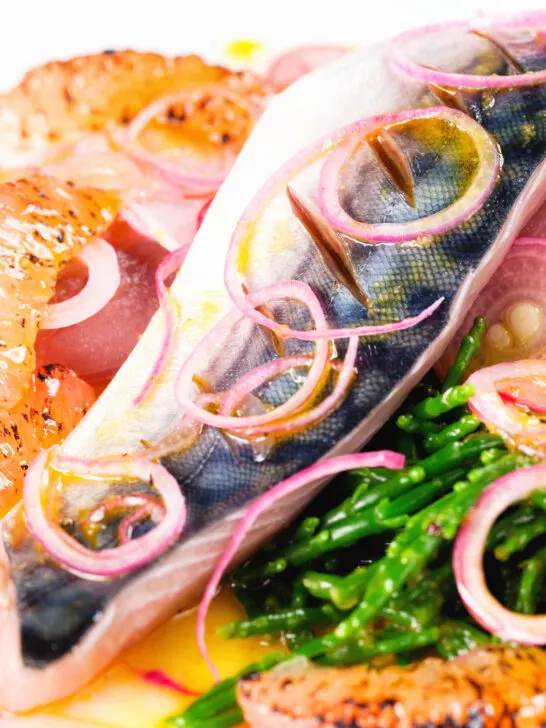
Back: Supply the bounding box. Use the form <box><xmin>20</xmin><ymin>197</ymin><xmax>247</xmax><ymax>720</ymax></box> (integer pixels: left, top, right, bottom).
<box><xmin>287</xmin><ymin>185</ymin><xmax>371</xmax><ymax>309</ymax></box>
<box><xmin>243</xmin><ymin>671</ymin><xmax>262</xmax><ymax>682</ymax></box>
<box><xmin>238</xmin><ymin>648</ymin><xmax>546</xmax><ymax>728</ymax></box>
<box><xmin>167</xmin><ymin>107</ymin><xmax>186</xmax><ymax>123</ymax></box>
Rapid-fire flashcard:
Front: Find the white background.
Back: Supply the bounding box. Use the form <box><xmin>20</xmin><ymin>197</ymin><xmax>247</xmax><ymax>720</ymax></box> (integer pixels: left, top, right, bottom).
<box><xmin>2</xmin><ymin>0</ymin><xmax>546</xmax><ymax>89</ymax></box>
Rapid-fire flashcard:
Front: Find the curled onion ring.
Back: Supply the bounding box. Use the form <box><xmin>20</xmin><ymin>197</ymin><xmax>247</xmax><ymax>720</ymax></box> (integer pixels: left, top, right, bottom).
<box><xmin>391</xmin><ymin>13</ymin><xmax>546</xmax><ymax>89</ymax></box>
<box><xmin>118</xmin><ymin>87</ymin><xmax>258</xmax><ymax>195</ymax></box>
<box><xmin>225</xmin><ymin>109</ymin><xmax>452</xmax><ymax>339</ymax></box>
<box><xmin>197</xmin><ymin>449</ymin><xmax>405</xmax><ymax>679</ymax></box>
<box><xmin>318</xmin><ymin>107</ymin><xmax>500</xmax><ymax>244</ymax></box>
<box><xmin>24</xmin><ymin>449</ymin><xmax>186</xmax><ymax>578</ymax></box>
<box><xmin>454</xmin><ymin>464</ymin><xmax>546</xmax><ymax>643</ymax></box>
<box><xmin>215</xmin><ymin>336</ymin><xmax>358</xmax><ymax>438</ymax></box>
<box><xmin>467</xmin><ymin>360</ymin><xmax>546</xmax><ymax>454</ymax></box>
<box><xmin>176</xmin><ymin>280</ymin><xmax>331</xmax><ymax>434</ymax></box>
<box><xmin>133</xmin><ymin>244</ymin><xmax>189</xmax><ymax>406</ymax></box>
<box><xmin>80</xmin><ymin>494</ymin><xmax>166</xmax><ymax>546</ymax></box>
<box><xmin>44</xmin><ymin>239</ymin><xmax>121</xmax><ymax>330</ymax></box>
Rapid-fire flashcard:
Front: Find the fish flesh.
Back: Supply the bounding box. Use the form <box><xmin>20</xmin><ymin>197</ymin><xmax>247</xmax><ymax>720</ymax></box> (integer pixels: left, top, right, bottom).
<box><xmin>2</xmin><ymin>17</ymin><xmax>546</xmax><ymax>711</ymax></box>
<box><xmin>237</xmin><ymin>646</ymin><xmax>546</xmax><ymax>727</ymax></box>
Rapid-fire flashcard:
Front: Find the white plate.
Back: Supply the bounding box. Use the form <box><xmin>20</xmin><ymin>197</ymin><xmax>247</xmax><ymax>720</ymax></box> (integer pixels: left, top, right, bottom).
<box><xmin>2</xmin><ymin>0</ymin><xmax>546</xmax><ymax>90</ymax></box>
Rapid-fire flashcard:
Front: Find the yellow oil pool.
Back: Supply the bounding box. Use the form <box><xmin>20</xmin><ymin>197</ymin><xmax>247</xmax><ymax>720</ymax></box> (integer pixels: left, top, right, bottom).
<box><xmin>30</xmin><ymin>590</ymin><xmax>279</xmax><ymax>727</ymax></box>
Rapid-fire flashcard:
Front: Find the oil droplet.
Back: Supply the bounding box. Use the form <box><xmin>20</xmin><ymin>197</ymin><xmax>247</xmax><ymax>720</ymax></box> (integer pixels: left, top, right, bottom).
<box><xmin>506</xmin><ymin>301</ymin><xmax>542</xmax><ymax>343</ymax></box>
<box><xmin>486</xmin><ymin>323</ymin><xmax>511</xmax><ymax>351</ymax></box>
<box><xmin>290</xmin><ymin>368</ymin><xmax>308</xmax><ymax>386</ymax></box>
<box><xmin>225</xmin><ymin>39</ymin><xmax>262</xmax><ymax>62</ymax></box>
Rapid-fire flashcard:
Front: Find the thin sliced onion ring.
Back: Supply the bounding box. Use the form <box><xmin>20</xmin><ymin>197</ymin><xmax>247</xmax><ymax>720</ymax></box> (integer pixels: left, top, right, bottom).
<box><xmin>197</xmin><ymin>449</ymin><xmax>405</xmax><ymax>679</ymax></box>
<box><xmin>214</xmin><ymin>336</ymin><xmax>358</xmax><ymax>438</ymax></box>
<box><xmin>133</xmin><ymin>244</ymin><xmax>189</xmax><ymax>406</ymax></box>
<box><xmin>390</xmin><ymin>13</ymin><xmax>546</xmax><ymax>89</ymax></box>
<box><xmin>467</xmin><ymin>360</ymin><xmax>546</xmax><ymax>454</ymax></box>
<box><xmin>118</xmin><ymin>87</ymin><xmax>257</xmax><ymax>195</ymax></box>
<box><xmin>453</xmin><ymin>464</ymin><xmax>546</xmax><ymax>643</ymax></box>
<box><xmin>24</xmin><ymin>449</ymin><xmax>186</xmax><ymax>578</ymax></box>
<box><xmin>118</xmin><ymin>501</ymin><xmax>164</xmax><ymax>544</ymax></box>
<box><xmin>80</xmin><ymin>493</ymin><xmax>166</xmax><ymax>546</ymax></box>
<box><xmin>219</xmin><ymin>354</ymin><xmax>314</xmax><ymax>418</ymax></box>
<box><xmin>43</xmin><ymin>239</ymin><xmax>120</xmax><ymax>330</ymax></box>
<box><xmin>225</xmin><ymin>108</ymin><xmax>468</xmax><ymax>337</ymax></box>
<box><xmin>318</xmin><ymin>107</ymin><xmax>500</xmax><ymax>244</ymax></box>
<box><xmin>176</xmin><ymin>280</ymin><xmax>331</xmax><ymax>433</ymax></box>
<box><xmin>81</xmin><ymin>493</ymin><xmax>165</xmax><ymax>534</ymax></box>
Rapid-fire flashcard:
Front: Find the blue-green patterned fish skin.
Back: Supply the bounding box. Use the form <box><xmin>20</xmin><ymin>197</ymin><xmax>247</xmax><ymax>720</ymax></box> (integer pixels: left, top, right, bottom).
<box><xmin>2</xmin><ymin>22</ymin><xmax>546</xmax><ymax>712</ymax></box>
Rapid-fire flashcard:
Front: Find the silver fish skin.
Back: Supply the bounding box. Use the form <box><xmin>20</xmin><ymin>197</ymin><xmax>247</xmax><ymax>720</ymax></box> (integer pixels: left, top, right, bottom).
<box><xmin>1</xmin><ymin>23</ymin><xmax>546</xmax><ymax>710</ymax></box>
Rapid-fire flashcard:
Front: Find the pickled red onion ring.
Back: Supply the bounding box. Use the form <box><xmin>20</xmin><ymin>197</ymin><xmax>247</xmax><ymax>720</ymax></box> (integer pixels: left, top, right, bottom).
<box><xmin>118</xmin><ymin>502</ymin><xmax>165</xmax><ymax>545</ymax></box>
<box><xmin>467</xmin><ymin>360</ymin><xmax>546</xmax><ymax>454</ymax></box>
<box><xmin>44</xmin><ymin>239</ymin><xmax>120</xmax><ymax>330</ymax></box>
<box><xmin>226</xmin><ymin>108</ymin><xmax>480</xmax><ymax>337</ymax></box>
<box><xmin>391</xmin><ymin>13</ymin><xmax>546</xmax><ymax>90</ymax></box>
<box><xmin>176</xmin><ymin>280</ymin><xmax>331</xmax><ymax>432</ymax></box>
<box><xmin>219</xmin><ymin>354</ymin><xmax>314</xmax><ymax>418</ymax></box>
<box><xmin>80</xmin><ymin>494</ymin><xmax>165</xmax><ymax>546</ymax></box>
<box><xmin>318</xmin><ymin>108</ymin><xmax>500</xmax><ymax>244</ymax></box>
<box><xmin>197</xmin><ymin>450</ymin><xmax>405</xmax><ymax>679</ymax></box>
<box><xmin>454</xmin><ymin>464</ymin><xmax>546</xmax><ymax>643</ymax></box>
<box><xmin>133</xmin><ymin>244</ymin><xmax>189</xmax><ymax>406</ymax></box>
<box><xmin>214</xmin><ymin>337</ymin><xmax>357</xmax><ymax>438</ymax></box>
<box><xmin>119</xmin><ymin>87</ymin><xmax>257</xmax><ymax>194</ymax></box>
<box><xmin>24</xmin><ymin>450</ymin><xmax>186</xmax><ymax>578</ymax></box>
